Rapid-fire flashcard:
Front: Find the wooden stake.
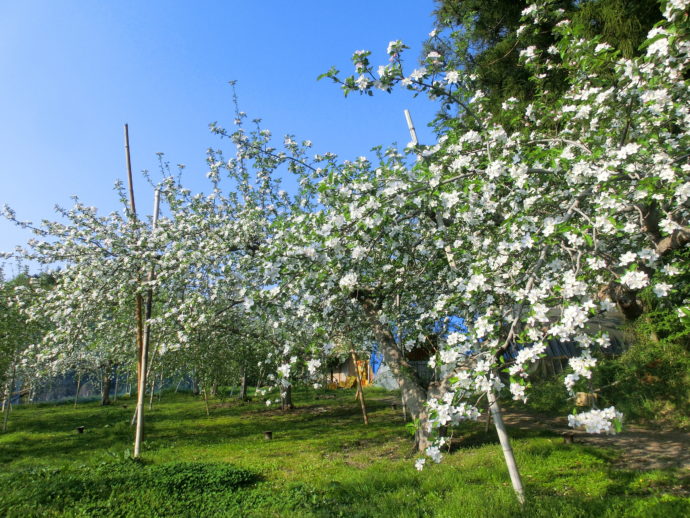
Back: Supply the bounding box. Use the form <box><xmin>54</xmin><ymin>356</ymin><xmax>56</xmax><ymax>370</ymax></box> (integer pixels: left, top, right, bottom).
<box><xmin>351</xmin><ymin>350</ymin><xmax>369</xmax><ymax>425</ymax></box>
<box><xmin>124</xmin><ymin>124</ymin><xmax>137</xmax><ymax>216</ymax></box>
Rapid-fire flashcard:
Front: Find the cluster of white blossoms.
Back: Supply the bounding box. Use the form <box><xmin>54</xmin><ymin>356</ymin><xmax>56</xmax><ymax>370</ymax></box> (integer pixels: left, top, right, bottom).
<box><xmin>306</xmin><ymin>358</ymin><xmax>321</xmax><ymax>375</ymax></box>
<box><xmin>427</xmin><ymin>395</ymin><xmax>480</xmax><ymax>429</ymax></box>
<box><xmin>507</xmin><ymin>343</ymin><xmax>547</xmax><ymax>379</ymax></box>
<box><xmin>338</xmin><ymin>272</ymin><xmax>358</xmax><ymax>291</ymax></box>
<box><xmin>620</xmin><ymin>270</ymin><xmax>650</xmax><ymax>290</ymax></box>
<box><xmin>277</xmin><ymin>363</ymin><xmax>291</xmax><ymax>378</ymax></box>
<box><xmin>564</xmin><ymin>352</ymin><xmax>597</xmax><ymax>393</ymax></box>
<box><xmin>568</xmin><ymin>407</ymin><xmax>624</xmax><ymax>434</ymax></box>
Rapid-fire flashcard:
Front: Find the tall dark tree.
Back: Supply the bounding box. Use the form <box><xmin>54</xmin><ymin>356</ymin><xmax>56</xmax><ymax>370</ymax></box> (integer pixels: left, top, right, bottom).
<box><xmin>431</xmin><ymin>0</ymin><xmax>663</xmax><ymax>123</ymax></box>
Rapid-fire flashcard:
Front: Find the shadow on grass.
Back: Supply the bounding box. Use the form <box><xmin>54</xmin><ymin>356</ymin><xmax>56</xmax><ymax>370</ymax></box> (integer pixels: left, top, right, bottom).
<box><xmin>0</xmin><ymin>389</ymin><xmax>410</xmax><ymax>466</ymax></box>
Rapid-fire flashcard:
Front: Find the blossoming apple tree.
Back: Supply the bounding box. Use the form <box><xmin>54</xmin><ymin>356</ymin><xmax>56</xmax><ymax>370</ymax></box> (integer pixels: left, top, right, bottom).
<box><xmin>2</xmin><ymin>0</ymin><xmax>689</xmax><ymax>504</ymax></box>
<box><xmin>274</xmin><ymin>0</ymin><xmax>690</xmax><ymax>500</ymax></box>
<box><xmin>2</xmin><ymin>143</ymin><xmax>290</xmax><ymax>451</ymax></box>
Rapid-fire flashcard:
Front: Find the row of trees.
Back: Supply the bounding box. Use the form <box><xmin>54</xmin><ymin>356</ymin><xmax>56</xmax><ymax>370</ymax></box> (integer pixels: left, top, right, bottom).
<box><xmin>2</xmin><ymin>0</ymin><xmax>689</xmax><ymax>502</ymax></box>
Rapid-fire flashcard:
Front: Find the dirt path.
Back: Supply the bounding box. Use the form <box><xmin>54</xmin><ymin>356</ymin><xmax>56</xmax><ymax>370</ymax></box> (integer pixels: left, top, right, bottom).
<box><xmin>501</xmin><ymin>410</ymin><xmax>690</xmax><ymax>471</ymax></box>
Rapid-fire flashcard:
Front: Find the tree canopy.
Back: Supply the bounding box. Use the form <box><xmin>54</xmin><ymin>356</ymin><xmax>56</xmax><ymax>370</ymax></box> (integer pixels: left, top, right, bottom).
<box><xmin>2</xmin><ymin>0</ymin><xmax>690</xmax><ymax>502</ymax></box>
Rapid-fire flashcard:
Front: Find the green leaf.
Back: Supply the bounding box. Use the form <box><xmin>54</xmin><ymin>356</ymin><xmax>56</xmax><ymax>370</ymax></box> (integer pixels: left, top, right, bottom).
<box><xmin>613</xmin><ymin>418</ymin><xmax>623</xmax><ymax>434</ymax></box>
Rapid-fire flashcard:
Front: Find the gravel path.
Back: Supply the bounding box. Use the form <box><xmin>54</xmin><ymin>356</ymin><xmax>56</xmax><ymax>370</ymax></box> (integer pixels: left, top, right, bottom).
<box><xmin>501</xmin><ymin>410</ymin><xmax>690</xmax><ymax>471</ymax></box>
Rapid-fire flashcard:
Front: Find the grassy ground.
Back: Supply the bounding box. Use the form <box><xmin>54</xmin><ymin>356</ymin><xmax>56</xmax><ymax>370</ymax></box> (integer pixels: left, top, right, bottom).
<box><xmin>0</xmin><ymin>387</ymin><xmax>688</xmax><ymax>517</ymax></box>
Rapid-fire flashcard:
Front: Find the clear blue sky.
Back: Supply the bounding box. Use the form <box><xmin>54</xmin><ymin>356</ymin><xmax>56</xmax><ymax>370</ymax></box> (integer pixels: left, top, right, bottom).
<box><xmin>0</xmin><ymin>0</ymin><xmax>439</xmax><ymax>274</ymax></box>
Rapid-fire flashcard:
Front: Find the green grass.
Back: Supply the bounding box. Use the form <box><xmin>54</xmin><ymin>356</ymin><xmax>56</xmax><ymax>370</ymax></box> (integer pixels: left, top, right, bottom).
<box><xmin>1</xmin><ymin>388</ymin><xmax>688</xmax><ymax>517</ymax></box>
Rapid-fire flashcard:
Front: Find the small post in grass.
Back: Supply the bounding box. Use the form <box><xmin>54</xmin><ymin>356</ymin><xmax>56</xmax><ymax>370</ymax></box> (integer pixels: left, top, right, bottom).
<box><xmin>350</xmin><ymin>350</ymin><xmax>369</xmax><ymax>425</ymax></box>
<box><xmin>263</xmin><ymin>431</ymin><xmax>273</xmax><ymax>440</ymax></box>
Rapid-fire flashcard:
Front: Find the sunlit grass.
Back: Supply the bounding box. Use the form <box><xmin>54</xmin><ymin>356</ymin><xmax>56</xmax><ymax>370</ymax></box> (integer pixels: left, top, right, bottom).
<box><xmin>1</xmin><ymin>388</ymin><xmax>688</xmax><ymax>517</ymax></box>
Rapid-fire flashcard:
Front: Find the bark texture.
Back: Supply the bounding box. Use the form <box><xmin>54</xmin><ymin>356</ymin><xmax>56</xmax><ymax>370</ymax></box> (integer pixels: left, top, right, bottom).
<box><xmin>360</xmin><ymin>296</ymin><xmax>431</xmax><ymax>451</ymax></box>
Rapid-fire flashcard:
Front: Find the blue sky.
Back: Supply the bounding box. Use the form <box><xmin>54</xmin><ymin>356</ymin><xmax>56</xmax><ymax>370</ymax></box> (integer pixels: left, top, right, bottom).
<box><xmin>0</xmin><ymin>1</ymin><xmax>440</xmax><ymax>274</ymax></box>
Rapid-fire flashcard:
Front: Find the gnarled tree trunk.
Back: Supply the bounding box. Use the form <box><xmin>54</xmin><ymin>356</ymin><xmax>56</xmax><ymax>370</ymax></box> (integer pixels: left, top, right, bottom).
<box><xmin>101</xmin><ymin>365</ymin><xmax>112</xmax><ymax>406</ymax></box>
<box><xmin>361</xmin><ymin>297</ymin><xmax>431</xmax><ymax>451</ymax></box>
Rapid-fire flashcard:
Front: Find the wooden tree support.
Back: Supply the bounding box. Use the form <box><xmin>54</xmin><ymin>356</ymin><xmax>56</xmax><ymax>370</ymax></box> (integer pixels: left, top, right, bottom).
<box><xmin>351</xmin><ymin>350</ymin><xmax>369</xmax><ymax>425</ymax></box>
<box><xmin>488</xmin><ymin>388</ymin><xmax>525</xmax><ymax>505</ymax></box>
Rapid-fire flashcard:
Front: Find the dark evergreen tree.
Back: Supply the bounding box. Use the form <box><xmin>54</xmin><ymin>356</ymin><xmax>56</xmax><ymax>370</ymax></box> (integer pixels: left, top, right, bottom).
<box><xmin>430</xmin><ymin>0</ymin><xmax>663</xmax><ymax>125</ymax></box>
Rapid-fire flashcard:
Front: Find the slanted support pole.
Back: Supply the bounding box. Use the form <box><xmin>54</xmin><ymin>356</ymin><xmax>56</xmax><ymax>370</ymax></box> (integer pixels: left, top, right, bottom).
<box><xmin>488</xmin><ymin>388</ymin><xmax>525</xmax><ymax>504</ymax></box>
<box><xmin>404</xmin><ymin>109</ymin><xmax>418</xmax><ymax>145</ymax></box>
<box><xmin>351</xmin><ymin>350</ymin><xmax>369</xmax><ymax>425</ymax></box>
<box><xmin>125</xmin><ymin>123</ymin><xmax>148</xmax><ymax>458</ymax></box>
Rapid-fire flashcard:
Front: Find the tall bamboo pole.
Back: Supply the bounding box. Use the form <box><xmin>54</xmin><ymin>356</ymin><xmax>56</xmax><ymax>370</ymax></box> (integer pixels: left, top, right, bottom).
<box><xmin>142</xmin><ymin>190</ymin><xmax>160</xmax><ymax>409</ymax></box>
<box><xmin>133</xmin><ymin>189</ymin><xmax>160</xmax><ymax>454</ymax></box>
<box><xmin>124</xmin><ymin>124</ymin><xmax>147</xmax><ymax>457</ymax></box>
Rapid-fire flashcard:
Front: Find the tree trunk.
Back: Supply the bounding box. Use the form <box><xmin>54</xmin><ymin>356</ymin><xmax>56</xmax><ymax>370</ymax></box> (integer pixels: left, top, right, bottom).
<box><xmin>113</xmin><ymin>365</ymin><xmax>119</xmax><ymax>402</ymax></box>
<box><xmin>281</xmin><ymin>383</ymin><xmax>294</xmax><ymax>411</ymax></box>
<box><xmin>361</xmin><ymin>297</ymin><xmax>430</xmax><ymax>450</ymax></box>
<box><xmin>101</xmin><ymin>367</ymin><xmax>112</xmax><ymax>406</ymax></box>
<box><xmin>2</xmin><ymin>364</ymin><xmax>16</xmax><ymax>433</ymax></box>
<box><xmin>240</xmin><ymin>369</ymin><xmax>248</xmax><ymax>401</ymax></box>
<box><xmin>255</xmin><ymin>365</ymin><xmax>264</xmax><ymax>394</ymax></box>
<box><xmin>203</xmin><ymin>386</ymin><xmax>210</xmax><ymax>416</ymax></box>
<box><xmin>192</xmin><ymin>376</ymin><xmax>200</xmax><ymax>396</ymax></box>
<box><xmin>484</xmin><ymin>399</ymin><xmax>492</xmax><ymax>434</ymax></box>
<box><xmin>74</xmin><ymin>372</ymin><xmax>81</xmax><ymax>408</ymax></box>
<box><xmin>148</xmin><ymin>375</ymin><xmax>156</xmax><ymax>411</ymax></box>
<box><xmin>488</xmin><ymin>388</ymin><xmax>525</xmax><ymax>504</ymax></box>
<box><xmin>210</xmin><ymin>381</ymin><xmax>218</xmax><ymax>397</ymax></box>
